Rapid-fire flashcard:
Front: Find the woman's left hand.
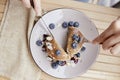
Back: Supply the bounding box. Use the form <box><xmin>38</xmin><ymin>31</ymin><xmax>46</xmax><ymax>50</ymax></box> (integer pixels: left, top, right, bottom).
<box><xmin>22</xmin><ymin>0</ymin><xmax>41</xmax><ymax>16</ymax></box>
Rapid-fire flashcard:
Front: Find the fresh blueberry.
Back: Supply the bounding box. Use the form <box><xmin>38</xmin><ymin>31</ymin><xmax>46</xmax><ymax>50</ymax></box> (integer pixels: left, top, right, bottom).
<box><xmin>72</xmin><ymin>34</ymin><xmax>79</xmax><ymax>41</ymax></box>
<box><xmin>58</xmin><ymin>61</ymin><xmax>66</xmax><ymax>66</ymax></box>
<box><xmin>74</xmin><ymin>59</ymin><xmax>79</xmax><ymax>64</ymax></box>
<box><xmin>49</xmin><ymin>23</ymin><xmax>55</xmax><ymax>29</ymax></box>
<box><xmin>62</xmin><ymin>22</ymin><xmax>68</xmax><ymax>28</ymax></box>
<box><xmin>51</xmin><ymin>62</ymin><xmax>58</xmax><ymax>69</ymax></box>
<box><xmin>68</xmin><ymin>21</ymin><xmax>74</xmax><ymax>26</ymax></box>
<box><xmin>71</xmin><ymin>42</ymin><xmax>77</xmax><ymax>49</ymax></box>
<box><xmin>36</xmin><ymin>40</ymin><xmax>42</xmax><ymax>46</ymax></box>
<box><xmin>75</xmin><ymin>52</ymin><xmax>80</xmax><ymax>57</ymax></box>
<box><xmin>77</xmin><ymin>37</ymin><xmax>81</xmax><ymax>43</ymax></box>
<box><xmin>81</xmin><ymin>46</ymin><xmax>86</xmax><ymax>52</ymax></box>
<box><xmin>73</xmin><ymin>22</ymin><xmax>79</xmax><ymax>27</ymax></box>
<box><xmin>72</xmin><ymin>34</ymin><xmax>77</xmax><ymax>40</ymax></box>
<box><xmin>55</xmin><ymin>50</ymin><xmax>61</xmax><ymax>56</ymax></box>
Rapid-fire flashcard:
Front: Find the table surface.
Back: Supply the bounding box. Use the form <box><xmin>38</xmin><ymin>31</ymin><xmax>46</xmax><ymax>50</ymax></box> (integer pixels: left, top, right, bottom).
<box><xmin>0</xmin><ymin>0</ymin><xmax>120</xmax><ymax>80</ymax></box>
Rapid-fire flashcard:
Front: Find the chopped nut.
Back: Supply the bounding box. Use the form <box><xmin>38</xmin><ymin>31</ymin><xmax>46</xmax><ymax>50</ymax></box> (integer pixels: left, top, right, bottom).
<box><xmin>47</xmin><ymin>56</ymin><xmax>53</xmax><ymax>61</ymax></box>
<box><xmin>46</xmin><ymin>42</ymin><xmax>52</xmax><ymax>46</ymax></box>
<box><xmin>47</xmin><ymin>45</ymin><xmax>53</xmax><ymax>50</ymax></box>
<box><xmin>46</xmin><ymin>36</ymin><xmax>53</xmax><ymax>41</ymax></box>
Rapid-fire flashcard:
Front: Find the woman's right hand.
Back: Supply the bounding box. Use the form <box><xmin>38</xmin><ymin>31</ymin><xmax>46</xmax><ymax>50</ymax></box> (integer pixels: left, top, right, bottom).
<box><xmin>93</xmin><ymin>17</ymin><xmax>120</xmax><ymax>54</ymax></box>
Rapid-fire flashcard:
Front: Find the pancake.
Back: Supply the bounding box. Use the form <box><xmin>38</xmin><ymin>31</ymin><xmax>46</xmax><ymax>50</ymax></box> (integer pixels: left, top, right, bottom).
<box><xmin>43</xmin><ymin>34</ymin><xmax>69</xmax><ymax>61</ymax></box>
<box><xmin>66</xmin><ymin>26</ymin><xmax>87</xmax><ymax>57</ymax></box>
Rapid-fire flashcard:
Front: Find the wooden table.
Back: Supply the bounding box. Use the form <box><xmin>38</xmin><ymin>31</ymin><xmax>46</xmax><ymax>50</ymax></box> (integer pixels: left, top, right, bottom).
<box><xmin>0</xmin><ymin>0</ymin><xmax>120</xmax><ymax>80</ymax></box>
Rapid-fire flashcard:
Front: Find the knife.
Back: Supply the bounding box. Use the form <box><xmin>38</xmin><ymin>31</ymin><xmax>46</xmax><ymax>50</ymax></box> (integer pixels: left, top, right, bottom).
<box><xmin>30</xmin><ymin>0</ymin><xmax>54</xmax><ymax>37</ymax></box>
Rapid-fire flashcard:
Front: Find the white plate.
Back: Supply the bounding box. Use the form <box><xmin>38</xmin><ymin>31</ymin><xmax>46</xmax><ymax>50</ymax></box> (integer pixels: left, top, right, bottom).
<box><xmin>30</xmin><ymin>8</ymin><xmax>99</xmax><ymax>78</ymax></box>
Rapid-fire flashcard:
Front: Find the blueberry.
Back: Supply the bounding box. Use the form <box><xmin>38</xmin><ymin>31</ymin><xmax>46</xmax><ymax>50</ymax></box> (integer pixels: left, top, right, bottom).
<box><xmin>75</xmin><ymin>52</ymin><xmax>80</xmax><ymax>57</ymax></box>
<box><xmin>72</xmin><ymin>34</ymin><xmax>77</xmax><ymax>40</ymax></box>
<box><xmin>36</xmin><ymin>40</ymin><xmax>42</xmax><ymax>46</ymax></box>
<box><xmin>71</xmin><ymin>42</ymin><xmax>77</xmax><ymax>49</ymax></box>
<box><xmin>62</xmin><ymin>22</ymin><xmax>68</xmax><ymax>28</ymax></box>
<box><xmin>51</xmin><ymin>62</ymin><xmax>58</xmax><ymax>69</ymax></box>
<box><xmin>55</xmin><ymin>50</ymin><xmax>61</xmax><ymax>56</ymax></box>
<box><xmin>58</xmin><ymin>61</ymin><xmax>66</xmax><ymax>66</ymax></box>
<box><xmin>73</xmin><ymin>22</ymin><xmax>79</xmax><ymax>27</ymax></box>
<box><xmin>74</xmin><ymin>59</ymin><xmax>79</xmax><ymax>64</ymax></box>
<box><xmin>72</xmin><ymin>34</ymin><xmax>79</xmax><ymax>41</ymax></box>
<box><xmin>68</xmin><ymin>21</ymin><xmax>74</xmax><ymax>26</ymax></box>
<box><xmin>81</xmin><ymin>46</ymin><xmax>86</xmax><ymax>52</ymax></box>
<box><xmin>49</xmin><ymin>23</ymin><xmax>55</xmax><ymax>29</ymax></box>
<box><xmin>77</xmin><ymin>37</ymin><xmax>81</xmax><ymax>43</ymax></box>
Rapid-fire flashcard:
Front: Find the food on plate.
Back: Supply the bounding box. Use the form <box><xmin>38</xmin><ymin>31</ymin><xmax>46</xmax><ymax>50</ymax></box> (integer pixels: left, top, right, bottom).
<box><xmin>62</xmin><ymin>22</ymin><xmax>68</xmax><ymax>28</ymax></box>
<box><xmin>49</xmin><ymin>23</ymin><xmax>55</xmax><ymax>29</ymax></box>
<box><xmin>66</xmin><ymin>26</ymin><xmax>85</xmax><ymax>58</ymax></box>
<box><xmin>73</xmin><ymin>22</ymin><xmax>79</xmax><ymax>27</ymax></box>
<box><xmin>42</xmin><ymin>34</ymin><xmax>69</xmax><ymax>61</ymax></box>
<box><xmin>36</xmin><ymin>40</ymin><xmax>43</xmax><ymax>46</ymax></box>
<box><xmin>68</xmin><ymin>21</ymin><xmax>74</xmax><ymax>26</ymax></box>
<box><xmin>36</xmin><ymin>21</ymin><xmax>87</xmax><ymax>69</ymax></box>
<box><xmin>81</xmin><ymin>46</ymin><xmax>86</xmax><ymax>52</ymax></box>
<box><xmin>51</xmin><ymin>60</ymin><xmax>67</xmax><ymax>69</ymax></box>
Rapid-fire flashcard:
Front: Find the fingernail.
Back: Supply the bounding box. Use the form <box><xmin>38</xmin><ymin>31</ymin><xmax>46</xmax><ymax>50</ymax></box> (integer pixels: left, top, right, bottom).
<box><xmin>110</xmin><ymin>50</ymin><xmax>114</xmax><ymax>55</ymax></box>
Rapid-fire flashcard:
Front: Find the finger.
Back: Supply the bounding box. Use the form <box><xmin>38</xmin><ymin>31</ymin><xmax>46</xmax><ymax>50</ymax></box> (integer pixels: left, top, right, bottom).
<box><xmin>22</xmin><ymin>0</ymin><xmax>31</xmax><ymax>8</ymax></box>
<box><xmin>33</xmin><ymin>0</ymin><xmax>41</xmax><ymax>16</ymax></box>
<box><xmin>102</xmin><ymin>33</ymin><xmax>120</xmax><ymax>50</ymax></box>
<box><xmin>114</xmin><ymin>18</ymin><xmax>120</xmax><ymax>33</ymax></box>
<box><xmin>110</xmin><ymin>42</ymin><xmax>120</xmax><ymax>54</ymax></box>
<box><xmin>93</xmin><ymin>20</ymin><xmax>120</xmax><ymax>44</ymax></box>
<box><xmin>116</xmin><ymin>16</ymin><xmax>120</xmax><ymax>20</ymax></box>
<box><xmin>93</xmin><ymin>25</ymin><xmax>114</xmax><ymax>44</ymax></box>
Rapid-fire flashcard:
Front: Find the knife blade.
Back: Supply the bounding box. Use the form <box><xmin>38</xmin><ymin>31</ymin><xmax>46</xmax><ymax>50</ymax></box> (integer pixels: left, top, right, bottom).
<box><xmin>30</xmin><ymin>0</ymin><xmax>54</xmax><ymax>37</ymax></box>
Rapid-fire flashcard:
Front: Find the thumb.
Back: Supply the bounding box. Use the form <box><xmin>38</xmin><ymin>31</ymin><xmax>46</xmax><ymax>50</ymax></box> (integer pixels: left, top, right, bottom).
<box><xmin>93</xmin><ymin>24</ymin><xmax>114</xmax><ymax>44</ymax></box>
<box><xmin>33</xmin><ymin>0</ymin><xmax>41</xmax><ymax>16</ymax></box>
